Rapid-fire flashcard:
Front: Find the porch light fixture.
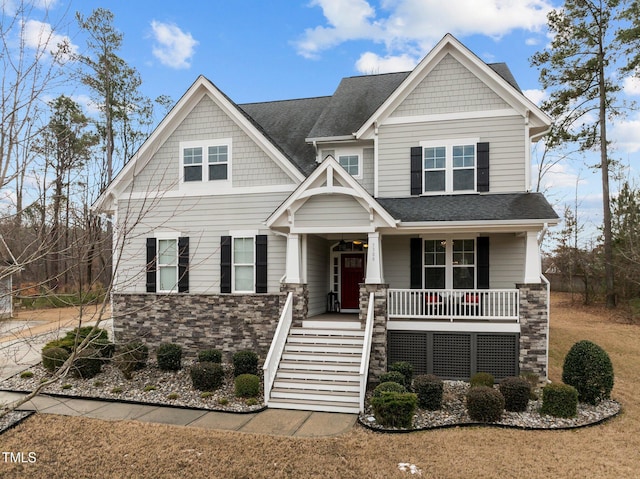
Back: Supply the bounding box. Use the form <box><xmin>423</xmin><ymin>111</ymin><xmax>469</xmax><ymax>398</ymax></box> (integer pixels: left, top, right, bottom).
<box><xmin>338</xmin><ymin>239</ymin><xmax>348</xmax><ymax>251</ymax></box>
<box><xmin>353</xmin><ymin>239</ymin><xmax>363</xmax><ymax>245</ymax></box>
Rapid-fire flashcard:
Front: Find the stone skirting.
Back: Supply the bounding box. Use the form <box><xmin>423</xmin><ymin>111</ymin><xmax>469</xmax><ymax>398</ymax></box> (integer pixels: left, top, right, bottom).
<box><xmin>517</xmin><ymin>283</ymin><xmax>549</xmax><ymax>379</ymax></box>
<box><xmin>112</xmin><ymin>293</ymin><xmax>283</xmax><ymax>361</ymax></box>
<box><xmin>359</xmin><ymin>283</ymin><xmax>388</xmax><ymax>382</ymax></box>
<box><xmin>280</xmin><ymin>283</ymin><xmax>308</xmax><ymax>326</ymax></box>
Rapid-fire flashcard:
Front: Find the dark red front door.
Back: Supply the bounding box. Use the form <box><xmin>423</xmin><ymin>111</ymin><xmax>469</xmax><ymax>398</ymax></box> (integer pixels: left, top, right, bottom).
<box><xmin>341</xmin><ymin>254</ymin><xmax>365</xmax><ymax>310</ymax></box>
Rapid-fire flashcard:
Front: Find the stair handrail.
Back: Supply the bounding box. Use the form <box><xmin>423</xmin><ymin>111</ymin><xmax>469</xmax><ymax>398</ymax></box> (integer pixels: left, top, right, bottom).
<box><xmin>263</xmin><ymin>292</ymin><xmax>294</xmax><ymax>404</ymax></box>
<box><xmin>358</xmin><ymin>292</ymin><xmax>375</xmax><ymax>412</ymax></box>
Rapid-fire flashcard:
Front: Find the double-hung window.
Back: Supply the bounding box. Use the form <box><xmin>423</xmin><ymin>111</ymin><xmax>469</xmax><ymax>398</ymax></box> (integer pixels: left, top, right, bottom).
<box><xmin>183</xmin><ymin>148</ymin><xmax>203</xmax><ymax>182</ymax></box>
<box><xmin>421</xmin><ymin>139</ymin><xmax>478</xmax><ymax>194</ymax></box>
<box><xmin>158</xmin><ymin>238</ymin><xmax>178</xmax><ymax>292</ymax></box>
<box><xmin>423</xmin><ymin>238</ymin><xmax>476</xmax><ymax>289</ymax></box>
<box><xmin>181</xmin><ymin>139</ymin><xmax>231</xmax><ymax>183</ymax></box>
<box><xmin>233</xmin><ymin>237</ymin><xmax>254</xmax><ymax>293</ymax></box>
<box><xmin>338</xmin><ymin>154</ymin><xmax>360</xmax><ymax>177</ymax></box>
<box><xmin>208</xmin><ymin>145</ymin><xmax>228</xmax><ymax>180</ymax></box>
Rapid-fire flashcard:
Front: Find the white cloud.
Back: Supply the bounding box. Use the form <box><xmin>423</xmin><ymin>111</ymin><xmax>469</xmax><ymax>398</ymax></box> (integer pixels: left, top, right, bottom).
<box><xmin>623</xmin><ymin>76</ymin><xmax>640</xmax><ymax>96</ymax></box>
<box><xmin>297</xmin><ymin>0</ymin><xmax>553</xmax><ymax>66</ymax></box>
<box><xmin>534</xmin><ymin>162</ymin><xmax>586</xmax><ymax>190</ymax></box>
<box><xmin>355</xmin><ymin>51</ymin><xmax>418</xmax><ymax>74</ymax></box>
<box><xmin>611</xmin><ymin>114</ymin><xmax>640</xmax><ymax>153</ymax></box>
<box><xmin>150</xmin><ymin>21</ymin><xmax>198</xmax><ymax>69</ymax></box>
<box><xmin>22</xmin><ymin>19</ymin><xmax>77</xmax><ymax>60</ymax></box>
<box><xmin>523</xmin><ymin>88</ymin><xmax>547</xmax><ymax>106</ymax></box>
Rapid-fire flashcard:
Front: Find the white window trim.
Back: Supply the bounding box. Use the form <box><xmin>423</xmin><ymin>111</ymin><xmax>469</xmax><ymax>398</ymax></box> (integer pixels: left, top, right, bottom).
<box><xmin>335</xmin><ymin>147</ymin><xmax>363</xmax><ymax>179</ymax></box>
<box><xmin>421</xmin><ymin>235</ymin><xmax>477</xmax><ymax>290</ymax></box>
<box><xmin>180</xmin><ymin>138</ymin><xmax>232</xmax><ymax>186</ymax></box>
<box><xmin>230</xmin><ymin>230</ymin><xmax>258</xmax><ymax>294</ymax></box>
<box><xmin>420</xmin><ymin>138</ymin><xmax>478</xmax><ymax>195</ymax></box>
<box><xmin>157</xmin><ymin>236</ymin><xmax>179</xmax><ymax>293</ymax></box>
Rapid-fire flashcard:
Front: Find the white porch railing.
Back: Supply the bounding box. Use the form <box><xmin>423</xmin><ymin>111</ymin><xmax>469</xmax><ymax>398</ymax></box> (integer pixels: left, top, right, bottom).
<box><xmin>388</xmin><ymin>289</ymin><xmax>519</xmax><ymax>322</ymax></box>
<box><xmin>359</xmin><ymin>292</ymin><xmax>375</xmax><ymax>412</ymax></box>
<box><xmin>263</xmin><ymin>292</ymin><xmax>294</xmax><ymax>404</ymax></box>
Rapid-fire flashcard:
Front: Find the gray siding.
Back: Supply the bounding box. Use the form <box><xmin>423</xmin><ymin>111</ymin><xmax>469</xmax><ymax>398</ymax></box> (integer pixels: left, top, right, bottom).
<box><xmin>391</xmin><ymin>53</ymin><xmax>510</xmax><ymax>117</ymax></box>
<box><xmin>382</xmin><ymin>235</ymin><xmax>411</xmax><ymax>289</ymax></box>
<box><xmin>307</xmin><ymin>235</ymin><xmax>330</xmax><ymax>316</ymax></box>
<box><xmin>320</xmin><ymin>143</ymin><xmax>374</xmax><ymax>194</ymax></box>
<box><xmin>295</xmin><ymin>195</ymin><xmax>370</xmax><ymax>227</ymax></box>
<box><xmin>130</xmin><ymin>95</ymin><xmax>294</xmax><ymax>194</ymax></box>
<box><xmin>377</xmin><ymin>116</ymin><xmax>526</xmax><ymax>197</ymax></box>
<box><xmin>115</xmin><ymin>192</ymin><xmax>288</xmax><ymax>294</ymax></box>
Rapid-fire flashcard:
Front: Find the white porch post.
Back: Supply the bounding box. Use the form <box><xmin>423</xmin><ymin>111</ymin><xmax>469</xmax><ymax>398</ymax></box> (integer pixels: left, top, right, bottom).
<box><xmin>365</xmin><ymin>231</ymin><xmax>384</xmax><ymax>284</ymax></box>
<box><xmin>285</xmin><ymin>233</ymin><xmax>302</xmax><ymax>284</ymax></box>
<box><xmin>523</xmin><ymin>230</ymin><xmax>542</xmax><ymax>283</ymax></box>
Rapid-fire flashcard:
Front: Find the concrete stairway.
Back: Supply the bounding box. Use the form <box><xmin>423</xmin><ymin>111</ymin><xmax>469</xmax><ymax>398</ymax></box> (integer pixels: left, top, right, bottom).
<box><xmin>267</xmin><ymin>317</ymin><xmax>364</xmax><ymax>414</ymax></box>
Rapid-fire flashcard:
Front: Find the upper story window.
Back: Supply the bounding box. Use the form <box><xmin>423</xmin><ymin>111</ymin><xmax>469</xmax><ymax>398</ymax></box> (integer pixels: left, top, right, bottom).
<box><xmin>421</xmin><ymin>139</ymin><xmax>477</xmax><ymax>194</ymax></box>
<box><xmin>181</xmin><ymin>139</ymin><xmax>231</xmax><ymax>183</ymax></box>
<box><xmin>338</xmin><ymin>154</ymin><xmax>360</xmax><ymax>177</ymax></box>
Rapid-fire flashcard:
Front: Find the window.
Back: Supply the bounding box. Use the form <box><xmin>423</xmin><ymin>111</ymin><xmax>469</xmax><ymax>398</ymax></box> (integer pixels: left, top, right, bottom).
<box><xmin>158</xmin><ymin>239</ymin><xmax>178</xmax><ymax>292</ymax></box>
<box><xmin>338</xmin><ymin>154</ymin><xmax>360</xmax><ymax>177</ymax></box>
<box><xmin>423</xmin><ymin>238</ymin><xmax>475</xmax><ymax>289</ymax></box>
<box><xmin>233</xmin><ymin>237</ymin><xmax>254</xmax><ymax>292</ymax></box>
<box><xmin>181</xmin><ymin>139</ymin><xmax>231</xmax><ymax>183</ymax></box>
<box><xmin>421</xmin><ymin>139</ymin><xmax>477</xmax><ymax>193</ymax></box>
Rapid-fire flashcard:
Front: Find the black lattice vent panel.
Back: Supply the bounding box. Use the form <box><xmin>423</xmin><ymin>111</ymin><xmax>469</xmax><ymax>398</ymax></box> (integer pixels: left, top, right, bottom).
<box><xmin>476</xmin><ymin>334</ymin><xmax>518</xmax><ymax>380</ymax></box>
<box><xmin>387</xmin><ymin>331</ymin><xmax>428</xmax><ymax>375</ymax></box>
<box><xmin>432</xmin><ymin>333</ymin><xmax>471</xmax><ymax>380</ymax></box>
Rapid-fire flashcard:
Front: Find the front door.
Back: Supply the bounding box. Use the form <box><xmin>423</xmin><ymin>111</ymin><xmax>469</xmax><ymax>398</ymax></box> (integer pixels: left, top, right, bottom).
<box><xmin>341</xmin><ymin>253</ymin><xmax>365</xmax><ymax>310</ymax></box>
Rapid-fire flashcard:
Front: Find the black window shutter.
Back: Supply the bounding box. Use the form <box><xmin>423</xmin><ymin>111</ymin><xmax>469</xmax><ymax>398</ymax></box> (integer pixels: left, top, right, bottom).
<box><xmin>477</xmin><ymin>236</ymin><xmax>490</xmax><ymax>289</ymax></box>
<box><xmin>410</xmin><ymin>146</ymin><xmax>423</xmax><ymax>195</ymax></box>
<box><xmin>220</xmin><ymin>236</ymin><xmax>232</xmax><ymax>293</ymax></box>
<box><xmin>178</xmin><ymin>237</ymin><xmax>189</xmax><ymax>293</ymax></box>
<box><xmin>255</xmin><ymin>235</ymin><xmax>268</xmax><ymax>293</ymax></box>
<box><xmin>410</xmin><ymin>237</ymin><xmax>422</xmax><ymax>289</ymax></box>
<box><xmin>477</xmin><ymin>142</ymin><xmax>490</xmax><ymax>192</ymax></box>
<box><xmin>146</xmin><ymin>238</ymin><xmax>157</xmax><ymax>293</ymax></box>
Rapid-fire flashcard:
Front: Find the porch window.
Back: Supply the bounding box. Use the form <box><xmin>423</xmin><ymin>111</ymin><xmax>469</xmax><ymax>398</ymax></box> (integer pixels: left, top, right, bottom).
<box><xmin>423</xmin><ymin>238</ymin><xmax>475</xmax><ymax>289</ymax></box>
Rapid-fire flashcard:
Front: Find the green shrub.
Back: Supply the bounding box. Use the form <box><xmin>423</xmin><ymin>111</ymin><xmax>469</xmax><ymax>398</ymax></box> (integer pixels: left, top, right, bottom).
<box><xmin>157</xmin><ymin>343</ymin><xmax>183</xmax><ymax>371</ymax></box>
<box><xmin>562</xmin><ymin>340</ymin><xmax>614</xmax><ymax>405</ymax></box>
<box><xmin>235</xmin><ymin>374</ymin><xmax>261</xmax><ymax>398</ymax></box>
<box><xmin>371</xmin><ymin>392</ymin><xmax>417</xmax><ymax>428</ymax></box>
<box><xmin>540</xmin><ymin>383</ymin><xmax>578</xmax><ymax>418</ymax></box>
<box><xmin>412</xmin><ymin>374</ymin><xmax>444</xmax><ymax>410</ymax></box>
<box><xmin>64</xmin><ymin>327</ymin><xmax>111</xmax><ymax>355</ymax></box>
<box><xmin>372</xmin><ymin>381</ymin><xmax>407</xmax><ymax>398</ymax></box>
<box><xmin>43</xmin><ymin>338</ymin><xmax>75</xmax><ymax>353</ymax></box>
<box><xmin>20</xmin><ymin>371</ymin><xmax>34</xmax><ymax>379</ymax></box>
<box><xmin>470</xmin><ymin>372</ymin><xmax>495</xmax><ymax>388</ymax></box>
<box><xmin>499</xmin><ymin>377</ymin><xmax>531</xmax><ymax>412</ymax></box>
<box><xmin>190</xmin><ymin>361</ymin><xmax>225</xmax><ymax>391</ymax></box>
<box><xmin>466</xmin><ymin>386</ymin><xmax>504</xmax><ymax>422</ymax></box>
<box><xmin>389</xmin><ymin>361</ymin><xmax>413</xmax><ymax>388</ymax></box>
<box><xmin>198</xmin><ymin>349</ymin><xmax>223</xmax><ymax>363</ymax></box>
<box><xmin>378</xmin><ymin>371</ymin><xmax>406</xmax><ymax>386</ymax></box>
<box><xmin>42</xmin><ymin>347</ymin><xmax>70</xmax><ymax>372</ymax></box>
<box><xmin>232</xmin><ymin>350</ymin><xmax>259</xmax><ymax>377</ymax></box>
<box><xmin>71</xmin><ymin>348</ymin><xmax>102</xmax><ymax>379</ymax></box>
<box><xmin>114</xmin><ymin>341</ymin><xmax>149</xmax><ymax>379</ymax></box>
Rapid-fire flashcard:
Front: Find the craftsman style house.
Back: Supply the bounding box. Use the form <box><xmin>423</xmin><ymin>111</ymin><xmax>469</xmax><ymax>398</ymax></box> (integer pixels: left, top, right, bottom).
<box><xmin>94</xmin><ymin>34</ymin><xmax>559</xmax><ymax>413</ymax></box>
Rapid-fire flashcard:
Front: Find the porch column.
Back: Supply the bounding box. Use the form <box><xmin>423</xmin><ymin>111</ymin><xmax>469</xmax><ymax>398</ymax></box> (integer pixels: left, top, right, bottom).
<box><xmin>523</xmin><ymin>230</ymin><xmax>542</xmax><ymax>284</ymax></box>
<box><xmin>365</xmin><ymin>231</ymin><xmax>384</xmax><ymax>284</ymax></box>
<box><xmin>285</xmin><ymin>233</ymin><xmax>301</xmax><ymax>284</ymax></box>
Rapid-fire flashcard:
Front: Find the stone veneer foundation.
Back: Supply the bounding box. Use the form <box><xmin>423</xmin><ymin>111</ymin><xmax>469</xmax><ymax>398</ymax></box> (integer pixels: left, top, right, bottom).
<box><xmin>112</xmin><ymin>293</ymin><xmax>283</xmax><ymax>360</ymax></box>
<box><xmin>517</xmin><ymin>283</ymin><xmax>549</xmax><ymax>379</ymax></box>
<box><xmin>359</xmin><ymin>283</ymin><xmax>388</xmax><ymax>382</ymax></box>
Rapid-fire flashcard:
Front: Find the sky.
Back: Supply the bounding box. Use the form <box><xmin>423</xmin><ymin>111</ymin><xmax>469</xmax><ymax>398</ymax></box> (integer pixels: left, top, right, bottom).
<box><xmin>11</xmin><ymin>0</ymin><xmax>640</xmax><ymax>246</ymax></box>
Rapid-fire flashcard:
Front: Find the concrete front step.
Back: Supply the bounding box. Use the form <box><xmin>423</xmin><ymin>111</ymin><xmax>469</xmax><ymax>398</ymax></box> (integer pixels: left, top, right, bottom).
<box><xmin>267</xmin><ymin>398</ymin><xmax>360</xmax><ymax>414</ymax></box>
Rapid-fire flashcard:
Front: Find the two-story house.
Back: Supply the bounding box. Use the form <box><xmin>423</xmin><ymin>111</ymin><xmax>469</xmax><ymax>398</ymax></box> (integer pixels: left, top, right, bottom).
<box><xmin>94</xmin><ymin>34</ymin><xmax>559</xmax><ymax>413</ymax></box>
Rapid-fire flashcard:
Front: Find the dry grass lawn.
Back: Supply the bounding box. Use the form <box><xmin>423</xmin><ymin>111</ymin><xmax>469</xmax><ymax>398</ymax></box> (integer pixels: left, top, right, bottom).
<box><xmin>1</xmin><ymin>293</ymin><xmax>638</xmax><ymax>478</ymax></box>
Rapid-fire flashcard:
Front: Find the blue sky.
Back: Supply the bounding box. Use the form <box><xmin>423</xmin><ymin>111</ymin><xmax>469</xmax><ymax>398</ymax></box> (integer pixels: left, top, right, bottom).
<box><xmin>15</xmin><ymin>0</ymin><xmax>640</xmax><ymax>245</ymax></box>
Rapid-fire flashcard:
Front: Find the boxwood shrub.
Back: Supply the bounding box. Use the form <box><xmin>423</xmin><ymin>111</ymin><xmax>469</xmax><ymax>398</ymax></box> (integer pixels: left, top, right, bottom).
<box><xmin>499</xmin><ymin>376</ymin><xmax>531</xmax><ymax>412</ymax></box>
<box><xmin>562</xmin><ymin>340</ymin><xmax>614</xmax><ymax>405</ymax></box>
<box><xmin>470</xmin><ymin>372</ymin><xmax>495</xmax><ymax>388</ymax></box>
<box><xmin>42</xmin><ymin>346</ymin><xmax>70</xmax><ymax>372</ymax></box>
<box><xmin>157</xmin><ymin>343</ymin><xmax>182</xmax><ymax>371</ymax></box>
<box><xmin>389</xmin><ymin>361</ymin><xmax>413</xmax><ymax>388</ymax></box>
<box><xmin>378</xmin><ymin>371</ymin><xmax>406</xmax><ymax>386</ymax></box>
<box><xmin>235</xmin><ymin>374</ymin><xmax>260</xmax><ymax>398</ymax></box>
<box><xmin>372</xmin><ymin>381</ymin><xmax>407</xmax><ymax>398</ymax></box>
<box><xmin>114</xmin><ymin>341</ymin><xmax>149</xmax><ymax>379</ymax></box>
<box><xmin>190</xmin><ymin>361</ymin><xmax>225</xmax><ymax>391</ymax></box>
<box><xmin>466</xmin><ymin>386</ymin><xmax>504</xmax><ymax>422</ymax></box>
<box><xmin>540</xmin><ymin>383</ymin><xmax>578</xmax><ymax>418</ymax></box>
<box><xmin>71</xmin><ymin>348</ymin><xmax>102</xmax><ymax>379</ymax></box>
<box><xmin>413</xmin><ymin>374</ymin><xmax>444</xmax><ymax>410</ymax></box>
<box><xmin>198</xmin><ymin>348</ymin><xmax>222</xmax><ymax>363</ymax></box>
<box><xmin>371</xmin><ymin>391</ymin><xmax>418</xmax><ymax>428</ymax></box>
<box><xmin>232</xmin><ymin>350</ymin><xmax>259</xmax><ymax>377</ymax></box>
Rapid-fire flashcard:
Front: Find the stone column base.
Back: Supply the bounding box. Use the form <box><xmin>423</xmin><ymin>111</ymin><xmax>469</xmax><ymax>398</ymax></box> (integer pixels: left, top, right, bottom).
<box><xmin>517</xmin><ymin>282</ymin><xmax>549</xmax><ymax>380</ymax></box>
<box><xmin>359</xmin><ymin>283</ymin><xmax>388</xmax><ymax>382</ymax></box>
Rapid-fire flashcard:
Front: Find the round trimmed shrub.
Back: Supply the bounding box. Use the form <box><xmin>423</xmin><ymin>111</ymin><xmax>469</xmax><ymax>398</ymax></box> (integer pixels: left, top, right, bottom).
<box><xmin>413</xmin><ymin>374</ymin><xmax>444</xmax><ymax>410</ymax></box>
<box><xmin>232</xmin><ymin>350</ymin><xmax>259</xmax><ymax>377</ymax></box>
<box><xmin>42</xmin><ymin>346</ymin><xmax>70</xmax><ymax>372</ymax></box>
<box><xmin>562</xmin><ymin>340</ymin><xmax>614</xmax><ymax>405</ymax></box>
<box><xmin>114</xmin><ymin>341</ymin><xmax>149</xmax><ymax>379</ymax></box>
<box><xmin>540</xmin><ymin>383</ymin><xmax>578</xmax><ymax>418</ymax></box>
<box><xmin>499</xmin><ymin>376</ymin><xmax>531</xmax><ymax>412</ymax></box>
<box><xmin>379</xmin><ymin>371</ymin><xmax>406</xmax><ymax>386</ymax></box>
<box><xmin>466</xmin><ymin>386</ymin><xmax>504</xmax><ymax>422</ymax></box>
<box><xmin>157</xmin><ymin>343</ymin><xmax>182</xmax><ymax>371</ymax></box>
<box><xmin>43</xmin><ymin>338</ymin><xmax>75</xmax><ymax>353</ymax></box>
<box><xmin>371</xmin><ymin>391</ymin><xmax>418</xmax><ymax>428</ymax></box>
<box><xmin>198</xmin><ymin>349</ymin><xmax>222</xmax><ymax>363</ymax></box>
<box><xmin>373</xmin><ymin>381</ymin><xmax>407</xmax><ymax>398</ymax></box>
<box><xmin>470</xmin><ymin>372</ymin><xmax>495</xmax><ymax>388</ymax></box>
<box><xmin>190</xmin><ymin>361</ymin><xmax>225</xmax><ymax>391</ymax></box>
<box><xmin>71</xmin><ymin>348</ymin><xmax>102</xmax><ymax>379</ymax></box>
<box><xmin>389</xmin><ymin>361</ymin><xmax>413</xmax><ymax>388</ymax></box>
<box><xmin>235</xmin><ymin>374</ymin><xmax>260</xmax><ymax>398</ymax></box>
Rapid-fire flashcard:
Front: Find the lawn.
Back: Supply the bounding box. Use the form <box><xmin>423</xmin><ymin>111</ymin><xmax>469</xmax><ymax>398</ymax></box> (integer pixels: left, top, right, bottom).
<box><xmin>1</xmin><ymin>293</ymin><xmax>638</xmax><ymax>479</ymax></box>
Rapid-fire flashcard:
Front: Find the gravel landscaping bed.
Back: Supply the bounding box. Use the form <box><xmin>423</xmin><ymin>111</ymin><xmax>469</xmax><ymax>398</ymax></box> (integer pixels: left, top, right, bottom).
<box><xmin>360</xmin><ymin>381</ymin><xmax>622</xmax><ymax>431</ymax></box>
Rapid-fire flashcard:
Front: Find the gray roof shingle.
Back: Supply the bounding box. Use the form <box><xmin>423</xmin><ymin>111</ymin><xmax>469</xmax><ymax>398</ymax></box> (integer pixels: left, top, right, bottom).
<box><xmin>377</xmin><ymin>193</ymin><xmax>558</xmax><ymax>223</ymax></box>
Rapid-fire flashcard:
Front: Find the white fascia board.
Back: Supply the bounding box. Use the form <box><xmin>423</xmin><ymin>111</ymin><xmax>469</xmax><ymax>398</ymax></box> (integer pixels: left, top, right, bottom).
<box><xmin>379</xmin><ymin>218</ymin><xmax>559</xmax><ymax>235</ymax></box>
<box><xmin>387</xmin><ymin>321</ymin><xmax>520</xmax><ymax>334</ymax></box>
<box><xmin>305</xmin><ymin>135</ymin><xmax>355</xmax><ymax>143</ymax></box>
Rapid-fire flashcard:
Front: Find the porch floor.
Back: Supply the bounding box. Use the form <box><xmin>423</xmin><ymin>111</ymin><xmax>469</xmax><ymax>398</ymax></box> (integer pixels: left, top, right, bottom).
<box><xmin>307</xmin><ymin>313</ymin><xmax>359</xmax><ymax>322</ymax></box>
